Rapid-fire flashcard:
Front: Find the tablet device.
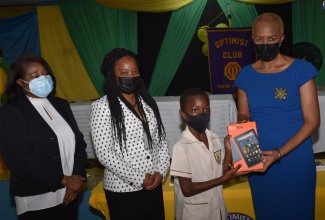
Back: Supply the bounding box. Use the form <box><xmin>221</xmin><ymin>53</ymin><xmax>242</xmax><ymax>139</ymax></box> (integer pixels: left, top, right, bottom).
<box><xmin>230</xmin><ymin>139</ymin><xmax>241</xmax><ymax>162</ymax></box>
<box><xmin>234</xmin><ymin>129</ymin><xmax>262</xmax><ymax>167</ymax></box>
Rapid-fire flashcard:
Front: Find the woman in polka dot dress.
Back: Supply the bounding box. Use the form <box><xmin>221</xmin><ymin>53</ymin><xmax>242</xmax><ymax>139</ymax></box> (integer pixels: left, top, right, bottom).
<box><xmin>90</xmin><ymin>48</ymin><xmax>170</xmax><ymax>220</ymax></box>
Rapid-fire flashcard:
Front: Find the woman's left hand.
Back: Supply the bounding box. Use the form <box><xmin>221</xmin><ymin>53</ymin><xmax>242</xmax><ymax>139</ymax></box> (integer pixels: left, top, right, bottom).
<box><xmin>145</xmin><ymin>172</ymin><xmax>163</xmax><ymax>190</ymax></box>
<box><xmin>62</xmin><ymin>188</ymin><xmax>78</xmax><ymax>207</ymax></box>
<box><xmin>254</xmin><ymin>150</ymin><xmax>280</xmax><ymax>172</ymax></box>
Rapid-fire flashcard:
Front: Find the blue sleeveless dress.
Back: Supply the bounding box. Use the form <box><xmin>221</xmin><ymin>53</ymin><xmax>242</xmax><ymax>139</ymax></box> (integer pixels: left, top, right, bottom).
<box><xmin>235</xmin><ymin>59</ymin><xmax>318</xmax><ymax>219</ymax></box>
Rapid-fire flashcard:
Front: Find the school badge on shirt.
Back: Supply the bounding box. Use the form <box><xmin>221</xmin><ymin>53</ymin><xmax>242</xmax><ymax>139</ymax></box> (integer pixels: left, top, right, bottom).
<box><xmin>214</xmin><ymin>150</ymin><xmax>221</xmax><ymax>164</ymax></box>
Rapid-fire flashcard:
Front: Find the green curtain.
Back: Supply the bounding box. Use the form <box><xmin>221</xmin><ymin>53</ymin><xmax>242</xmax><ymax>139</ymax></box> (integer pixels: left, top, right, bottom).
<box><xmin>58</xmin><ymin>0</ymin><xmax>137</xmax><ymax>96</ymax></box>
<box><xmin>217</xmin><ymin>0</ymin><xmax>258</xmax><ymax>27</ymax></box>
<box><xmin>148</xmin><ymin>0</ymin><xmax>208</xmax><ymax>96</ymax></box>
<box><xmin>292</xmin><ymin>1</ymin><xmax>325</xmax><ymax>85</ymax></box>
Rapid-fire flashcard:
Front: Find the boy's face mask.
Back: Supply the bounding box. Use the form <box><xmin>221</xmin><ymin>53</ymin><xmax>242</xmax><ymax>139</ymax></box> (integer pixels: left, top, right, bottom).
<box><xmin>185</xmin><ymin>112</ymin><xmax>210</xmax><ymax>133</ymax></box>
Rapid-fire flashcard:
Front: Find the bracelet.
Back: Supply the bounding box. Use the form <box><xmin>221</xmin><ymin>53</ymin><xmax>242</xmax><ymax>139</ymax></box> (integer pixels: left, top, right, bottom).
<box><xmin>274</xmin><ymin>149</ymin><xmax>282</xmax><ymax>164</ymax></box>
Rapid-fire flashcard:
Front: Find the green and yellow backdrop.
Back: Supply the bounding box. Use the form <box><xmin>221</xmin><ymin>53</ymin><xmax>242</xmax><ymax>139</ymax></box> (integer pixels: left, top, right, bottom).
<box><xmin>0</xmin><ymin>0</ymin><xmax>324</xmax><ymax>105</ymax></box>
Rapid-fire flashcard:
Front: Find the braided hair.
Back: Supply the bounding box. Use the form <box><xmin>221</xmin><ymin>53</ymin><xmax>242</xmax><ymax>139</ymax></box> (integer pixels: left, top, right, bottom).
<box><xmin>100</xmin><ymin>48</ymin><xmax>166</xmax><ymax>153</ymax></box>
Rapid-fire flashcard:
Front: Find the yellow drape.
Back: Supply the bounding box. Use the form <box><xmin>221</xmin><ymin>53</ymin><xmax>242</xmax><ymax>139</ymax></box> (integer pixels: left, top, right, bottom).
<box><xmin>0</xmin><ymin>6</ymin><xmax>34</xmax><ymax>18</ymax></box>
<box><xmin>0</xmin><ymin>68</ymin><xmax>6</xmax><ymax>94</ymax></box>
<box><xmin>95</xmin><ymin>0</ymin><xmax>193</xmax><ymax>13</ymax></box>
<box><xmin>37</xmin><ymin>5</ymin><xmax>99</xmax><ymax>102</ymax></box>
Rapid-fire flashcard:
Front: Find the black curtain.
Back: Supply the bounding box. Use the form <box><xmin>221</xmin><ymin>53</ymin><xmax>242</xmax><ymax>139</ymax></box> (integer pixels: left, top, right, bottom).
<box><xmin>255</xmin><ymin>3</ymin><xmax>293</xmax><ymax>55</ymax></box>
<box><xmin>138</xmin><ymin>1</ymin><xmax>293</xmax><ymax>96</ymax></box>
<box><xmin>137</xmin><ymin>11</ymin><xmax>172</xmax><ymax>87</ymax></box>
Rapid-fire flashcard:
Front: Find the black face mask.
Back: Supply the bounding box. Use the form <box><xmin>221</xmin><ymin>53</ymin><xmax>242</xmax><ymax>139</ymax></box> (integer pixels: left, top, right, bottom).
<box><xmin>117</xmin><ymin>76</ymin><xmax>141</xmax><ymax>94</ymax></box>
<box><xmin>254</xmin><ymin>43</ymin><xmax>280</xmax><ymax>62</ymax></box>
<box><xmin>185</xmin><ymin>112</ymin><xmax>210</xmax><ymax>133</ymax></box>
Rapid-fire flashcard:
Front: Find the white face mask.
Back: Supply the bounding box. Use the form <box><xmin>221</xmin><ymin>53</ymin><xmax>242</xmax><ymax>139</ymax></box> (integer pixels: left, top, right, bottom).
<box><xmin>20</xmin><ymin>75</ymin><xmax>54</xmax><ymax>97</ymax></box>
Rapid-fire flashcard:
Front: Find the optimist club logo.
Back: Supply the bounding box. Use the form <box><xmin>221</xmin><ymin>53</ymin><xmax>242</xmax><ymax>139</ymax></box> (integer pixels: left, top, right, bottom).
<box><xmin>228</xmin><ymin>212</ymin><xmax>254</xmax><ymax>220</ymax></box>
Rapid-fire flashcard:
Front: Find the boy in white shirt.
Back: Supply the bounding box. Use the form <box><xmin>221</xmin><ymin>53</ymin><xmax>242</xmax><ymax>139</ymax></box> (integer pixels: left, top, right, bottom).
<box><xmin>170</xmin><ymin>88</ymin><xmax>248</xmax><ymax>220</ymax></box>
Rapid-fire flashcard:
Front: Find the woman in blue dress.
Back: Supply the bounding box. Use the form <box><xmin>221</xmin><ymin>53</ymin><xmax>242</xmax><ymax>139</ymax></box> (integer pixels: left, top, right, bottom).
<box><xmin>235</xmin><ymin>13</ymin><xmax>320</xmax><ymax>219</ymax></box>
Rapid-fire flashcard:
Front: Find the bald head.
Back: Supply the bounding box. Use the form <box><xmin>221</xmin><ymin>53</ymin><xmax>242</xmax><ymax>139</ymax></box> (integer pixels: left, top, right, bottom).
<box><xmin>252</xmin><ymin>13</ymin><xmax>284</xmax><ymax>36</ymax></box>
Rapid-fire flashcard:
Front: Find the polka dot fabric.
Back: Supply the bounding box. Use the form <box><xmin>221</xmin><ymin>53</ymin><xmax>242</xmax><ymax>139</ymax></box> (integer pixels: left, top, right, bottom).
<box><xmin>90</xmin><ymin>96</ymin><xmax>170</xmax><ymax>192</ymax></box>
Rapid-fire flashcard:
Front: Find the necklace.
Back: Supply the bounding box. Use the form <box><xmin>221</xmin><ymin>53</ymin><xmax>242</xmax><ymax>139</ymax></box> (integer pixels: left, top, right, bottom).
<box><xmin>132</xmin><ymin>102</ymin><xmax>137</xmax><ymax>107</ymax></box>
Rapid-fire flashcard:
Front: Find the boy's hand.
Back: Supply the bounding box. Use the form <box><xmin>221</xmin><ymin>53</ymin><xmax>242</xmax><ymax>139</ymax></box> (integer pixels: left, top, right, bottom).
<box><xmin>224</xmin><ymin>135</ymin><xmax>232</xmax><ymax>152</ymax></box>
<box><xmin>224</xmin><ymin>164</ymin><xmax>252</xmax><ymax>181</ymax></box>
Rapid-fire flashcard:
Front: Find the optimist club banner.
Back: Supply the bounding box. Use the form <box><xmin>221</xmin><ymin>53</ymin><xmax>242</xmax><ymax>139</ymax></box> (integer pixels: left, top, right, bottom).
<box><xmin>207</xmin><ymin>28</ymin><xmax>255</xmax><ymax>99</ymax></box>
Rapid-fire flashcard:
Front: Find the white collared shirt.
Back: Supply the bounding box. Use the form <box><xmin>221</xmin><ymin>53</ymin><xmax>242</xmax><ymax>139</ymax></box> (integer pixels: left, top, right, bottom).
<box><xmin>170</xmin><ymin>127</ymin><xmax>227</xmax><ymax>220</ymax></box>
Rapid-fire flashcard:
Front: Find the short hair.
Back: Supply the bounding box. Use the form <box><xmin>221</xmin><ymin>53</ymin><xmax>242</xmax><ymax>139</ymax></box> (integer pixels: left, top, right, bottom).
<box><xmin>180</xmin><ymin>88</ymin><xmax>209</xmax><ymax>112</ymax></box>
<box><xmin>1</xmin><ymin>53</ymin><xmax>56</xmax><ymax>104</ymax></box>
<box><xmin>252</xmin><ymin>13</ymin><xmax>284</xmax><ymax>35</ymax></box>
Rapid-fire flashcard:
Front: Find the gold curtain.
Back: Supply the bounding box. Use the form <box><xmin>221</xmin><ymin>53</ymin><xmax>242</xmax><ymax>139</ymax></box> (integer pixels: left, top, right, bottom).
<box><xmin>95</xmin><ymin>0</ymin><xmax>193</xmax><ymax>12</ymax></box>
<box><xmin>0</xmin><ymin>68</ymin><xmax>6</xmax><ymax>94</ymax></box>
<box><xmin>37</xmin><ymin>5</ymin><xmax>99</xmax><ymax>102</ymax></box>
<box><xmin>0</xmin><ymin>6</ymin><xmax>34</xmax><ymax>18</ymax></box>
<box><xmin>237</xmin><ymin>0</ymin><xmax>293</xmax><ymax>4</ymax></box>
